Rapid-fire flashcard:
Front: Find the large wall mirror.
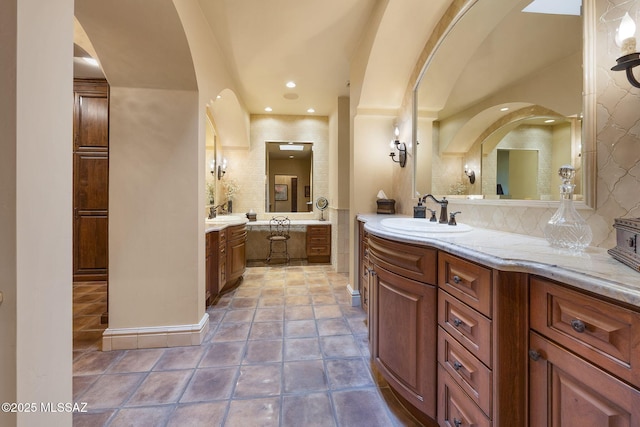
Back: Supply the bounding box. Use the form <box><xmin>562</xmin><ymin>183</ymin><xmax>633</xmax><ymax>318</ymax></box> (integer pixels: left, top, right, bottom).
<box><xmin>265</xmin><ymin>141</ymin><xmax>313</xmax><ymax>213</ymax></box>
<box><xmin>413</xmin><ymin>0</ymin><xmax>595</xmax><ymax>206</ymax></box>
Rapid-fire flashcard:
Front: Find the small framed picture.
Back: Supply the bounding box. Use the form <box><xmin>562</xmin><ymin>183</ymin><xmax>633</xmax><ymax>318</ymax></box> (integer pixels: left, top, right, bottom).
<box><xmin>274</xmin><ymin>184</ymin><xmax>288</xmax><ymax>201</ymax></box>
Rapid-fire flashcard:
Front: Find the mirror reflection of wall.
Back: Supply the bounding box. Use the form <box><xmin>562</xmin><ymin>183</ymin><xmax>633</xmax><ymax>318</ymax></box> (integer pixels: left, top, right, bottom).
<box><xmin>414</xmin><ymin>0</ymin><xmax>584</xmax><ymax>201</ymax></box>
<box><xmin>266</xmin><ymin>142</ymin><xmax>313</xmax><ymax>213</ymax></box>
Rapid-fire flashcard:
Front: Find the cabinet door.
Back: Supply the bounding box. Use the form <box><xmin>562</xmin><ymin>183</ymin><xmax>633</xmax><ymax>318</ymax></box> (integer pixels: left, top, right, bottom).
<box><xmin>529</xmin><ymin>332</ymin><xmax>640</xmax><ymax>427</ymax></box>
<box><xmin>226</xmin><ymin>225</ymin><xmax>246</xmax><ymax>286</ymax></box>
<box><xmin>371</xmin><ymin>265</ymin><xmax>437</xmax><ymax>418</ymax></box>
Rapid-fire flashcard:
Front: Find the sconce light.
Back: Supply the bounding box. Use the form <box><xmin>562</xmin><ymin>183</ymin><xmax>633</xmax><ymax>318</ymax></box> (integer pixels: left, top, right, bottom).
<box><xmin>603</xmin><ymin>5</ymin><xmax>640</xmax><ymax>87</ymax></box>
<box><xmin>389</xmin><ymin>126</ymin><xmax>407</xmax><ymax>167</ymax></box>
<box><xmin>464</xmin><ymin>164</ymin><xmax>476</xmax><ymax>184</ymax></box>
<box><xmin>209</xmin><ymin>159</ymin><xmax>216</xmax><ymax>176</ymax></box>
<box><xmin>217</xmin><ymin>158</ymin><xmax>227</xmax><ymax>180</ymax></box>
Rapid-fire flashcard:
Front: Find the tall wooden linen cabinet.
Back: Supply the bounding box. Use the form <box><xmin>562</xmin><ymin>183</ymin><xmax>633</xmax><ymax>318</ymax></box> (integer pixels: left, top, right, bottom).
<box><xmin>73</xmin><ymin>79</ymin><xmax>109</xmax><ymax>282</ymax></box>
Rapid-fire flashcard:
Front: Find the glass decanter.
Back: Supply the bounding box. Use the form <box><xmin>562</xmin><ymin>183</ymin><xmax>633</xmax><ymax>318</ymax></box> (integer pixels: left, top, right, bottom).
<box><xmin>544</xmin><ymin>165</ymin><xmax>592</xmax><ymax>251</ymax></box>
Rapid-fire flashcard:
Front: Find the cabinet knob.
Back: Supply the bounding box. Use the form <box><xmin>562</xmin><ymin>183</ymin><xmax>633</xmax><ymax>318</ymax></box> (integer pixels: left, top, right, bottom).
<box><xmin>570</xmin><ymin>319</ymin><xmax>586</xmax><ymax>333</ymax></box>
<box><xmin>528</xmin><ymin>349</ymin><xmax>542</xmax><ymax>361</ymax></box>
<box><xmin>453</xmin><ymin>361</ymin><xmax>463</xmax><ymax>371</ymax></box>
<box><xmin>452</xmin><ymin>317</ymin><xmax>463</xmax><ymax>327</ymax></box>
<box><xmin>453</xmin><ymin>418</ymin><xmax>463</xmax><ymax>427</ymax></box>
<box><xmin>453</xmin><ymin>275</ymin><xmax>461</xmax><ymax>284</ymax></box>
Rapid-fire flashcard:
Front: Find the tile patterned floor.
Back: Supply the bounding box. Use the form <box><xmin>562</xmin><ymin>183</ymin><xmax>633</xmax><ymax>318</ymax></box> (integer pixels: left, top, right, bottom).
<box><xmin>72</xmin><ymin>265</ymin><xmax>423</xmax><ymax>427</ymax></box>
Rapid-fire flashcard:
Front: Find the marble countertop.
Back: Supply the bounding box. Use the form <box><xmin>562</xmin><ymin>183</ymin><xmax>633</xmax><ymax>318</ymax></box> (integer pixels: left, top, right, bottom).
<box><xmin>359</xmin><ymin>214</ymin><xmax>640</xmax><ymax>307</ymax></box>
<box><xmin>246</xmin><ymin>219</ymin><xmax>329</xmax><ymax>227</ymax></box>
<box><xmin>205</xmin><ymin>215</ymin><xmax>249</xmax><ymax>232</ymax></box>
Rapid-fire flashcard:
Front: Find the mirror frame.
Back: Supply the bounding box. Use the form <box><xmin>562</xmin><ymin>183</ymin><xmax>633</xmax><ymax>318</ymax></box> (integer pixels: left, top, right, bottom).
<box><xmin>412</xmin><ymin>0</ymin><xmax>596</xmax><ymax>209</ymax></box>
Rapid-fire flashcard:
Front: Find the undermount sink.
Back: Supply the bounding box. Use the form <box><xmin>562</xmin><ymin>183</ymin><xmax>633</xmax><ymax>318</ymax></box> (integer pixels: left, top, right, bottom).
<box><xmin>380</xmin><ymin>217</ymin><xmax>472</xmax><ymax>233</ymax></box>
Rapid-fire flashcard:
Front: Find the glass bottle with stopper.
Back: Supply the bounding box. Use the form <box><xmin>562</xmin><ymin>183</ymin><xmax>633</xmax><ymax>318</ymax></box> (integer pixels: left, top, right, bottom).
<box><xmin>544</xmin><ymin>165</ymin><xmax>592</xmax><ymax>251</ymax></box>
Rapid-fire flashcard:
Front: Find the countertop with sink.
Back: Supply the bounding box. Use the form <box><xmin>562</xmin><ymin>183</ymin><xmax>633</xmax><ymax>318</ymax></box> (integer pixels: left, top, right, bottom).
<box><xmin>359</xmin><ymin>213</ymin><xmax>640</xmax><ymax>307</ymax></box>
<box><xmin>205</xmin><ymin>215</ymin><xmax>249</xmax><ymax>232</ymax></box>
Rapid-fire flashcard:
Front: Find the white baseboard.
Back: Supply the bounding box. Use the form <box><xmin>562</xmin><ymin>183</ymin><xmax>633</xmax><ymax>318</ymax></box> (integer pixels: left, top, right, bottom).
<box><xmin>346</xmin><ymin>284</ymin><xmax>361</xmax><ymax>307</ymax></box>
<box><xmin>102</xmin><ymin>313</ymin><xmax>209</xmax><ymax>351</ymax></box>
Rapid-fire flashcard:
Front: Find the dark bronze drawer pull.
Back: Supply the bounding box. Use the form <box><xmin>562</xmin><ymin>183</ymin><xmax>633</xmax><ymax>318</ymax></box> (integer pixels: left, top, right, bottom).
<box><xmin>453</xmin><ymin>418</ymin><xmax>462</xmax><ymax>427</ymax></box>
<box><xmin>570</xmin><ymin>319</ymin><xmax>586</xmax><ymax>333</ymax></box>
<box><xmin>453</xmin><ymin>361</ymin><xmax>463</xmax><ymax>371</ymax></box>
<box><xmin>452</xmin><ymin>317</ymin><xmax>463</xmax><ymax>327</ymax></box>
<box><xmin>453</xmin><ymin>275</ymin><xmax>461</xmax><ymax>284</ymax></box>
<box><xmin>528</xmin><ymin>349</ymin><xmax>542</xmax><ymax>361</ymax></box>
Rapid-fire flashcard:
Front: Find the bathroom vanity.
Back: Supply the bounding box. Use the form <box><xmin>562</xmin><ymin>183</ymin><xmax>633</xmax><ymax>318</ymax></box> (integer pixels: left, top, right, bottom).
<box><xmin>205</xmin><ymin>217</ymin><xmax>247</xmax><ymax>305</ymax></box>
<box><xmin>358</xmin><ymin>214</ymin><xmax>640</xmax><ymax>427</ymax></box>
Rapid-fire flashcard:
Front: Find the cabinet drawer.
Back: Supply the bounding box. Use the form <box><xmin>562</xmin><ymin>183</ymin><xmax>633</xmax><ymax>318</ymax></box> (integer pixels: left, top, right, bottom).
<box><xmin>439</xmin><ymin>252</ymin><xmax>492</xmax><ymax>317</ymax></box>
<box><xmin>227</xmin><ymin>225</ymin><xmax>246</xmax><ymax>241</ymax></box>
<box><xmin>307</xmin><ymin>225</ymin><xmax>330</xmax><ymax>236</ymax></box>
<box><xmin>438</xmin><ymin>366</ymin><xmax>491</xmax><ymax>427</ymax></box>
<box><xmin>438</xmin><ymin>327</ymin><xmax>492</xmax><ymax>417</ymax></box>
<box><xmin>439</xmin><ymin>289</ymin><xmax>492</xmax><ymax>367</ymax></box>
<box><xmin>368</xmin><ymin>235</ymin><xmax>437</xmax><ymax>284</ymax></box>
<box><xmin>308</xmin><ymin>235</ymin><xmax>330</xmax><ymax>245</ymax></box>
<box><xmin>307</xmin><ymin>244</ymin><xmax>329</xmax><ymax>256</ymax></box>
<box><xmin>530</xmin><ymin>277</ymin><xmax>640</xmax><ymax>388</ymax></box>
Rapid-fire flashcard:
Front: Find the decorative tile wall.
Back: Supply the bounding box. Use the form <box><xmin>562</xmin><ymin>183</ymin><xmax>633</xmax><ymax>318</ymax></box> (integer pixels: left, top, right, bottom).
<box><xmin>220</xmin><ymin>114</ymin><xmax>329</xmax><ymax>221</ymax></box>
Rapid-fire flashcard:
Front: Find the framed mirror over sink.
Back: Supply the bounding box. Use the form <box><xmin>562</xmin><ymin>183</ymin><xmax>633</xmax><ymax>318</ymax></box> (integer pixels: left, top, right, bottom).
<box><xmin>412</xmin><ymin>0</ymin><xmax>595</xmax><ymax>207</ymax></box>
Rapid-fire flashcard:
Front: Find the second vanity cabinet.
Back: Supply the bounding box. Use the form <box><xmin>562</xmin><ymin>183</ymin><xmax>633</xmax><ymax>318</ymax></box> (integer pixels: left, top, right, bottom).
<box><xmin>367</xmin><ymin>234</ymin><xmax>438</xmax><ymax>421</ymax></box>
<box><xmin>206</xmin><ymin>223</ymin><xmax>246</xmax><ymax>306</ymax></box>
<box><xmin>359</xmin><ymin>220</ymin><xmax>528</xmax><ymax>426</ymax></box>
<box><xmin>529</xmin><ymin>276</ymin><xmax>640</xmax><ymax>426</ymax></box>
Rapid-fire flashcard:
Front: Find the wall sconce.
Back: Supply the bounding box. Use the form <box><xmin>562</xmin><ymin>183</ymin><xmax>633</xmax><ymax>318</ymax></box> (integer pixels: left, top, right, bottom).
<box><xmin>602</xmin><ymin>4</ymin><xmax>640</xmax><ymax>87</ymax></box>
<box><xmin>209</xmin><ymin>159</ymin><xmax>216</xmax><ymax>176</ymax></box>
<box><xmin>464</xmin><ymin>164</ymin><xmax>476</xmax><ymax>184</ymax></box>
<box><xmin>217</xmin><ymin>158</ymin><xmax>227</xmax><ymax>180</ymax></box>
<box><xmin>389</xmin><ymin>126</ymin><xmax>407</xmax><ymax>167</ymax></box>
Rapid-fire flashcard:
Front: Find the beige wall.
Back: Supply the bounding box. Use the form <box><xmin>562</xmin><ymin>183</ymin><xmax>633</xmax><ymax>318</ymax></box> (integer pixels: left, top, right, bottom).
<box><xmin>109</xmin><ymin>87</ymin><xmax>203</xmax><ymax>328</ymax></box>
<box><xmin>224</xmin><ymin>115</ymin><xmax>329</xmax><ymax>220</ymax></box>
<box><xmin>2</xmin><ymin>0</ymin><xmax>74</xmax><ymax>425</ymax></box>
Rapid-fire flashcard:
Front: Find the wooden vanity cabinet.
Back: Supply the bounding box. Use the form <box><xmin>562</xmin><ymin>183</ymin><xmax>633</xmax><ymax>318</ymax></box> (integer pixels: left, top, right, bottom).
<box><xmin>226</xmin><ymin>224</ymin><xmax>247</xmax><ymax>288</ymax></box>
<box><xmin>306</xmin><ymin>224</ymin><xmax>331</xmax><ymax>263</ymax></box>
<box><xmin>358</xmin><ymin>220</ymin><xmax>370</xmax><ymax>315</ymax></box>
<box><xmin>529</xmin><ymin>276</ymin><xmax>640</xmax><ymax>426</ymax></box>
<box><xmin>205</xmin><ymin>223</ymin><xmax>246</xmax><ymax>306</ymax></box>
<box><xmin>367</xmin><ymin>234</ymin><xmax>438</xmax><ymax>422</ymax></box>
<box><xmin>438</xmin><ymin>252</ymin><xmax>528</xmax><ymax>427</ymax></box>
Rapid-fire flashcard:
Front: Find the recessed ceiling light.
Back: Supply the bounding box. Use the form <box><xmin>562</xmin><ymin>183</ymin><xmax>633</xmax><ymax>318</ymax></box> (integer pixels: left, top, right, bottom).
<box><xmin>500</xmin><ymin>107</ymin><xmax>509</xmax><ymax>112</ymax></box>
<box><xmin>216</xmin><ymin>95</ymin><xmax>222</xmax><ymax>99</ymax></box>
<box><xmin>286</xmin><ymin>81</ymin><xmax>296</xmax><ymax>88</ymax></box>
<box><xmin>544</xmin><ymin>119</ymin><xmax>555</xmax><ymax>123</ymax></box>
<box><xmin>265</xmin><ymin>107</ymin><xmax>272</xmax><ymax>112</ymax></box>
<box><xmin>307</xmin><ymin>108</ymin><xmax>315</xmax><ymax>113</ymax></box>
<box><xmin>83</xmin><ymin>57</ymin><xmax>99</xmax><ymax>67</ymax></box>
<box><xmin>289</xmin><ymin>155</ymin><xmax>294</xmax><ymax>159</ymax></box>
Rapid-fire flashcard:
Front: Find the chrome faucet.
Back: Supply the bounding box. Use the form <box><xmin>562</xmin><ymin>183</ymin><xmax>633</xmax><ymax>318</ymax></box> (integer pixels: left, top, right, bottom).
<box><xmin>420</xmin><ymin>194</ymin><xmax>448</xmax><ymax>224</ymax></box>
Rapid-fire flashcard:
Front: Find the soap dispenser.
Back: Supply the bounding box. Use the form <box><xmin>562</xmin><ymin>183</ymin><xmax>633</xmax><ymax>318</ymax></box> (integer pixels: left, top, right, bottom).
<box><xmin>414</xmin><ymin>199</ymin><xmax>426</xmax><ymax>218</ymax></box>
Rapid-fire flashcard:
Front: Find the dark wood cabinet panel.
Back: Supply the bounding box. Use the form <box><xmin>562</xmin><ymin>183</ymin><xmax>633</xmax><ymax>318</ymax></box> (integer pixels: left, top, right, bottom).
<box><xmin>306</xmin><ymin>224</ymin><xmax>331</xmax><ymax>263</ymax></box>
<box><xmin>226</xmin><ymin>225</ymin><xmax>247</xmax><ymax>287</ymax></box>
<box><xmin>531</xmin><ymin>276</ymin><xmax>640</xmax><ymax>388</ymax></box>
<box><xmin>439</xmin><ymin>252</ymin><xmax>492</xmax><ymax>317</ymax></box>
<box><xmin>73</xmin><ymin>82</ymin><xmax>109</xmax><ymax>151</ymax></box>
<box><xmin>73</xmin><ymin>79</ymin><xmax>109</xmax><ymax>281</ymax></box>
<box><xmin>368</xmin><ymin>234</ymin><xmax>437</xmax><ymax>284</ymax></box>
<box><xmin>371</xmin><ymin>264</ymin><xmax>437</xmax><ymax>418</ymax></box>
<box><xmin>73</xmin><ymin>214</ymin><xmax>108</xmax><ymax>279</ymax></box>
<box><xmin>529</xmin><ymin>331</ymin><xmax>640</xmax><ymax>427</ymax></box>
